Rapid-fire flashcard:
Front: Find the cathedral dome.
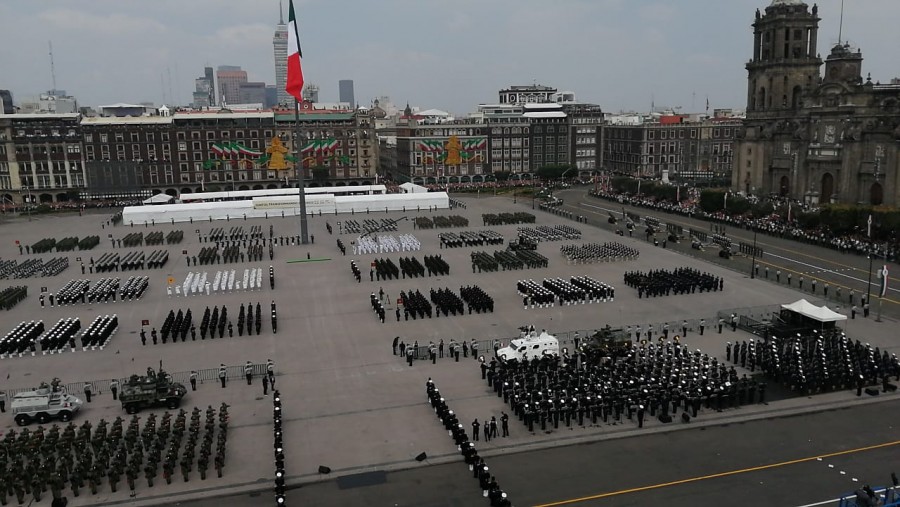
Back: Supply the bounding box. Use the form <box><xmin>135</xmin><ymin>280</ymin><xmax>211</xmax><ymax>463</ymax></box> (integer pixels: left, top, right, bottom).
<box><xmin>770</xmin><ymin>0</ymin><xmax>805</xmax><ymax>5</ymax></box>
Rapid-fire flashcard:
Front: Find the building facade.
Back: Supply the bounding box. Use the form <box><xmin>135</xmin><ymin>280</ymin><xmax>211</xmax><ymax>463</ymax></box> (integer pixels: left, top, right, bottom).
<box><xmin>604</xmin><ymin>115</ymin><xmax>741</xmax><ymax>182</ymax></box>
<box><xmin>395</xmin><ymin>118</ymin><xmax>488</xmax><ymax>185</ymax></box>
<box><xmin>339</xmin><ymin>80</ymin><xmax>355</xmax><ymax>107</ymax></box>
<box><xmin>734</xmin><ymin>0</ymin><xmax>900</xmax><ymax>206</ymax></box>
<box><xmin>0</xmin><ymin>113</ymin><xmax>87</xmax><ymax>204</ymax></box>
<box><xmin>216</xmin><ymin>66</ymin><xmax>248</xmax><ymax>106</ymax></box>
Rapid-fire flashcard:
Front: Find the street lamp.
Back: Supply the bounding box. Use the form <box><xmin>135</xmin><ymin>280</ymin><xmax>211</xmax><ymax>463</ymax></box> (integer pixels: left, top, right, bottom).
<box><xmin>865</xmin><ymin>214</ymin><xmax>873</xmax><ymax>313</ymax></box>
<box><xmin>750</xmin><ymin>229</ymin><xmax>758</xmax><ymax>279</ymax></box>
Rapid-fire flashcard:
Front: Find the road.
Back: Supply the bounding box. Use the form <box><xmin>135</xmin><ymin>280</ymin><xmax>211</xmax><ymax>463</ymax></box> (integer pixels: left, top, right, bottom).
<box><xmin>553</xmin><ymin>188</ymin><xmax>900</xmax><ymax>320</ymax></box>
<box><xmin>176</xmin><ymin>399</ymin><xmax>900</xmax><ymax>507</ymax></box>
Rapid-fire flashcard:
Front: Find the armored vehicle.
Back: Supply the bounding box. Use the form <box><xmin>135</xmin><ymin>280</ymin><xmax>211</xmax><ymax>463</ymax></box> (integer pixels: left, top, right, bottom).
<box><xmin>119</xmin><ymin>367</ymin><xmax>187</xmax><ymax>414</ymax></box>
<box><xmin>11</xmin><ymin>379</ymin><xmax>83</xmax><ymax>426</ymax></box>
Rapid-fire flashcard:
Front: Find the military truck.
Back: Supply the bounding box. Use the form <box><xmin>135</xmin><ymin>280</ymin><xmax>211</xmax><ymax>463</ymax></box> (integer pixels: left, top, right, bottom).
<box><xmin>11</xmin><ymin>379</ymin><xmax>84</xmax><ymax>426</ymax></box>
<box><xmin>119</xmin><ymin>367</ymin><xmax>188</xmax><ymax>414</ymax></box>
<box><xmin>507</xmin><ymin>233</ymin><xmax>538</xmax><ymax>252</ymax></box>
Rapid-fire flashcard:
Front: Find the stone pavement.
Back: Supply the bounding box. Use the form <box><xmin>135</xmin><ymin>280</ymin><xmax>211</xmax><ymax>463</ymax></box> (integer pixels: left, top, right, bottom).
<box><xmin>0</xmin><ymin>197</ymin><xmax>896</xmax><ymax>506</ymax></box>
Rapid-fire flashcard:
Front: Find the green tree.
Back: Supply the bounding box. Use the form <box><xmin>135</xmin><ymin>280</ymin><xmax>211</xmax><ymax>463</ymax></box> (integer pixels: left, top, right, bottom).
<box><xmin>537</xmin><ymin>164</ymin><xmax>572</xmax><ymax>180</ymax></box>
<box><xmin>493</xmin><ymin>171</ymin><xmax>511</xmax><ymax>183</ymax></box>
<box><xmin>311</xmin><ymin>166</ymin><xmax>330</xmax><ymax>182</ymax></box>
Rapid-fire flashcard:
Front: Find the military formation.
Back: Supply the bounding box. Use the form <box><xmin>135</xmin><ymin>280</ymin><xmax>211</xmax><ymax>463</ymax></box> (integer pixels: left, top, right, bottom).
<box><xmin>482</xmin><ymin>336</ymin><xmax>769</xmax><ymax>433</ymax></box>
<box><xmin>517</xmin><ymin>225</ymin><xmax>582</xmax><ymax>242</ymax></box>
<box><xmin>427</xmin><ymin>379</ymin><xmax>513</xmax><ymax>507</ymax></box>
<box><xmin>413</xmin><ymin>215</ymin><xmax>469</xmax><ymax>229</ymax></box>
<box><xmin>0</xmin><ymin>257</ymin><xmax>69</xmax><ymax>279</ymax></box>
<box><xmin>52</xmin><ymin>276</ymin><xmax>149</xmax><ymax>305</ymax></box>
<box><xmin>517</xmin><ymin>276</ymin><xmax>615</xmax><ymax>307</ymax></box>
<box><xmin>439</xmin><ymin>231</ymin><xmax>504</xmax><ymax>248</ymax></box>
<box><xmin>624</xmin><ymin>267</ymin><xmax>723</xmax><ymax>298</ymax></box>
<box><xmin>735</xmin><ymin>331</ymin><xmax>900</xmax><ymax>395</ymax></box>
<box><xmin>559</xmin><ymin>242</ymin><xmax>640</xmax><ymax>263</ymax></box>
<box><xmin>0</xmin><ymin>286</ymin><xmax>27</xmax><ymax>311</ymax></box>
<box><xmin>0</xmin><ymin>404</ymin><xmax>229</xmax><ymax>504</ymax></box>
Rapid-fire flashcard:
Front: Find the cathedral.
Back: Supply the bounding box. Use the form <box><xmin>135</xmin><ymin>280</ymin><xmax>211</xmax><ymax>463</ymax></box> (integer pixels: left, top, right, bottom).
<box><xmin>734</xmin><ymin>0</ymin><xmax>900</xmax><ymax>207</ymax></box>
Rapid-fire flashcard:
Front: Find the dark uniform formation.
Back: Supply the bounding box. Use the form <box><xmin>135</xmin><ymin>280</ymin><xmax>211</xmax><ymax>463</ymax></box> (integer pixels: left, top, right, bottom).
<box><xmin>0</xmin><ymin>321</ymin><xmax>45</xmax><ymax>357</ymax></box>
<box><xmin>517</xmin><ymin>276</ymin><xmax>615</xmax><ymax>306</ymax></box>
<box><xmin>396</xmin><ymin>256</ymin><xmax>450</xmax><ymax>278</ymax></box>
<box><xmin>273</xmin><ymin>391</ymin><xmax>285</xmax><ymax>504</ymax></box>
<box><xmin>80</xmin><ymin>315</ymin><xmax>119</xmax><ymax>349</ymax></box>
<box><xmin>439</xmin><ymin>231</ymin><xmax>504</xmax><ymax>248</ymax></box>
<box><xmin>427</xmin><ymin>379</ymin><xmax>513</xmax><ymax>507</ymax></box>
<box><xmin>560</xmin><ymin>242</ymin><xmax>639</xmax><ymax>263</ymax></box>
<box><xmin>471</xmin><ymin>249</ymin><xmax>549</xmax><ymax>273</ymax></box>
<box><xmin>414</xmin><ymin>215</ymin><xmax>470</xmax><ymax>229</ymax></box>
<box><xmin>460</xmin><ymin>286</ymin><xmax>495</xmax><ymax>314</ymax></box>
<box><xmin>0</xmin><ymin>286</ymin><xmax>27</xmax><ymax>311</ymax></box>
<box><xmin>482</xmin><ymin>212</ymin><xmax>535</xmax><ymax>226</ymax></box>
<box><xmin>0</xmin><ymin>257</ymin><xmax>69</xmax><ymax>279</ymax></box>
<box><xmin>52</xmin><ymin>276</ymin><xmax>148</xmax><ymax>306</ymax></box>
<box><xmin>236</xmin><ymin>302</ymin><xmax>263</xmax><ymax>336</ymax></box>
<box><xmin>0</xmin><ymin>405</ymin><xmax>230</xmax><ymax>504</ymax></box>
<box><xmin>38</xmin><ymin>318</ymin><xmax>82</xmax><ymax>353</ymax></box>
<box><xmin>111</xmin><ymin>250</ymin><xmax>169</xmax><ymax>271</ymax></box>
<box><xmin>624</xmin><ymin>268</ymin><xmax>723</xmax><ymax>298</ymax></box>
<box><xmin>483</xmin><ymin>337</ymin><xmax>766</xmax><ymax>434</ymax></box>
<box><xmin>517</xmin><ymin>225</ymin><xmax>582</xmax><ymax>242</ymax></box>
<box><xmin>744</xmin><ymin>331</ymin><xmax>900</xmax><ymax>395</ymax></box>
<box><xmin>341</xmin><ymin>219</ymin><xmax>398</xmax><ymax>234</ymax></box>
<box><xmin>159</xmin><ymin>309</ymin><xmax>193</xmax><ymax>343</ymax></box>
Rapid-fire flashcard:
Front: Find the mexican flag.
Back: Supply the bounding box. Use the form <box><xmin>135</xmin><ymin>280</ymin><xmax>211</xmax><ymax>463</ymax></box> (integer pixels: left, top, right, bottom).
<box><xmin>285</xmin><ymin>0</ymin><xmax>305</xmax><ymax>102</ymax></box>
<box><xmin>417</xmin><ymin>139</ymin><xmax>444</xmax><ymax>152</ymax></box>
<box><xmin>462</xmin><ymin>138</ymin><xmax>487</xmax><ymax>151</ymax></box>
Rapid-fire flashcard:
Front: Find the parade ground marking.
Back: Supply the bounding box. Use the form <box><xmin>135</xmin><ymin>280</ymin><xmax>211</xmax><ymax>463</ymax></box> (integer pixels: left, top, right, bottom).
<box><xmin>286</xmin><ymin>258</ymin><xmax>331</xmax><ymax>263</ymax></box>
<box><xmin>532</xmin><ymin>440</ymin><xmax>900</xmax><ymax>507</ymax></box>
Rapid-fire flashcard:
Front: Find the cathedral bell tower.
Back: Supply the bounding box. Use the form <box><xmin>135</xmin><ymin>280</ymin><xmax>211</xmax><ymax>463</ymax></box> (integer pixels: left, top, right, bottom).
<box><xmin>746</xmin><ymin>0</ymin><xmax>822</xmax><ymax>116</ymax></box>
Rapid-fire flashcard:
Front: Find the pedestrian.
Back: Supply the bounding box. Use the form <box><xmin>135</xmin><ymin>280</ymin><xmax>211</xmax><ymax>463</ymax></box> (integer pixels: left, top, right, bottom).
<box><xmin>439</xmin><ymin>339</ymin><xmax>445</xmax><ymax>358</ymax></box>
<box><xmin>244</xmin><ymin>361</ymin><xmax>253</xmax><ymax>385</ymax></box>
<box><xmin>472</xmin><ymin>419</ymin><xmax>480</xmax><ymax>441</ymax></box>
<box><xmin>49</xmin><ymin>293</ymin><xmax>55</xmax><ymax>306</ymax></box>
<box><xmin>219</xmin><ymin>364</ymin><xmax>227</xmax><ymax>388</ymax></box>
<box><xmin>501</xmin><ymin>412</ymin><xmax>509</xmax><ymax>437</ymax></box>
<box><xmin>490</xmin><ymin>416</ymin><xmax>498</xmax><ymax>438</ymax></box>
<box><xmin>189</xmin><ymin>371</ymin><xmax>198</xmax><ymax>391</ymax></box>
<box><xmin>110</xmin><ymin>379</ymin><xmax>119</xmax><ymax>401</ymax></box>
<box><xmin>83</xmin><ymin>383</ymin><xmax>92</xmax><ymax>403</ymax></box>
<box><xmin>262</xmin><ymin>375</ymin><xmax>270</xmax><ymax>395</ymax></box>
<box><xmin>483</xmin><ymin>419</ymin><xmax>491</xmax><ymax>441</ymax></box>
<box><xmin>851</xmin><ymin>305</ymin><xmax>857</xmax><ymax>319</ymax></box>
<box><xmin>392</xmin><ymin>336</ymin><xmax>399</xmax><ymax>355</ymax></box>
<box><xmin>0</xmin><ymin>391</ymin><xmax>6</xmax><ymax>413</ymax></box>
<box><xmin>140</xmin><ymin>329</ymin><xmax>147</xmax><ymax>346</ymax></box>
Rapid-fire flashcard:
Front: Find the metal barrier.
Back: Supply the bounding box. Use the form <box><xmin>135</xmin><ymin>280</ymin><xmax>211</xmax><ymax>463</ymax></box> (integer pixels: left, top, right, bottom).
<box><xmin>838</xmin><ymin>485</ymin><xmax>900</xmax><ymax>506</ymax></box>
<box><xmin>4</xmin><ymin>363</ymin><xmax>273</xmax><ymax>398</ymax></box>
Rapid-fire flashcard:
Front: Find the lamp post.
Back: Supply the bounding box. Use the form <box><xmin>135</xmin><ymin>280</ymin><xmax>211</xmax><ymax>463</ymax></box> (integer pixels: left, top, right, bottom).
<box><xmin>865</xmin><ymin>214</ymin><xmax>873</xmax><ymax>312</ymax></box>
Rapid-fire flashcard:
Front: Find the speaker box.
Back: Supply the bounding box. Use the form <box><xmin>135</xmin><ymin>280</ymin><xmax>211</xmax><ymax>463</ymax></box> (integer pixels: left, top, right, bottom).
<box><xmin>658</xmin><ymin>414</ymin><xmax>672</xmax><ymax>423</ymax></box>
<box><xmin>865</xmin><ymin>388</ymin><xmax>880</xmax><ymax>396</ymax></box>
<box><xmin>415</xmin><ymin>452</ymin><xmax>427</xmax><ymax>462</ymax></box>
<box><xmin>884</xmin><ymin>383</ymin><xmax>897</xmax><ymax>392</ymax></box>
<box><xmin>681</xmin><ymin>413</ymin><xmax>691</xmax><ymax>423</ymax></box>
<box><xmin>318</xmin><ymin>465</ymin><xmax>332</xmax><ymax>474</ymax></box>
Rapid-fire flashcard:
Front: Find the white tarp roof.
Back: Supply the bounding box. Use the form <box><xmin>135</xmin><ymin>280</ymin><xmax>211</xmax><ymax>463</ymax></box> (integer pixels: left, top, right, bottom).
<box><xmin>780</xmin><ymin>299</ymin><xmax>847</xmax><ymax>322</ymax></box>
<box><xmin>143</xmin><ymin>193</ymin><xmax>175</xmax><ymax>205</ymax></box>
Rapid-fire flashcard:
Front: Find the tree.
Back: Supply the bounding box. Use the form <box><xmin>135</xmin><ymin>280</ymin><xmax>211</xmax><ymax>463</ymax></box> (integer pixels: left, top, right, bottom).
<box><xmin>537</xmin><ymin>164</ymin><xmax>572</xmax><ymax>180</ymax></box>
<box><xmin>311</xmin><ymin>166</ymin><xmax>330</xmax><ymax>182</ymax></box>
<box><xmin>493</xmin><ymin>171</ymin><xmax>511</xmax><ymax>183</ymax></box>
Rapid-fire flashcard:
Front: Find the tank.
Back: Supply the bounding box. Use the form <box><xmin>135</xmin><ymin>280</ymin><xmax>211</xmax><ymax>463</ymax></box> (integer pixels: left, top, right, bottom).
<box><xmin>10</xmin><ymin>378</ymin><xmax>83</xmax><ymax>426</ymax></box>
<box><xmin>119</xmin><ymin>367</ymin><xmax>188</xmax><ymax>414</ymax></box>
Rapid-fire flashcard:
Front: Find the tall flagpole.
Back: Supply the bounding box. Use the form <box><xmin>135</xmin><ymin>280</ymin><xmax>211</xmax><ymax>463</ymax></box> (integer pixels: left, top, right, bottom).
<box><xmin>294</xmin><ymin>99</ymin><xmax>310</xmax><ymax>244</ymax></box>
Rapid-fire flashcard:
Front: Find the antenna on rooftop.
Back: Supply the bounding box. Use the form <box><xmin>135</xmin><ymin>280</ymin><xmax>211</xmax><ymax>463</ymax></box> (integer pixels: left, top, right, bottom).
<box><xmin>837</xmin><ymin>0</ymin><xmax>844</xmax><ymax>44</ymax></box>
<box><xmin>48</xmin><ymin>41</ymin><xmax>58</xmax><ymax>93</ymax></box>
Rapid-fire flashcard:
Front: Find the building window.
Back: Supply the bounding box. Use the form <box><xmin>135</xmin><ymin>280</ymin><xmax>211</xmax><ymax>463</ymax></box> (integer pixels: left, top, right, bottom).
<box><xmin>100</xmin><ymin>134</ymin><xmax>108</xmax><ymax>143</ymax></box>
<box><xmin>115</xmin><ymin>133</ymin><xmax>124</xmax><ymax>142</ymax></box>
<box><xmin>130</xmin><ymin>133</ymin><xmax>139</xmax><ymax>142</ymax></box>
<box><xmin>84</xmin><ymin>134</ymin><xmax>93</xmax><ymax>143</ymax></box>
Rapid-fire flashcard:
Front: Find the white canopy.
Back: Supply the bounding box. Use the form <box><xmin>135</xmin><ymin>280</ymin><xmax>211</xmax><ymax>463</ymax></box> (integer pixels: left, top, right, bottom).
<box><xmin>780</xmin><ymin>299</ymin><xmax>847</xmax><ymax>323</ymax></box>
<box><xmin>143</xmin><ymin>193</ymin><xmax>175</xmax><ymax>205</ymax></box>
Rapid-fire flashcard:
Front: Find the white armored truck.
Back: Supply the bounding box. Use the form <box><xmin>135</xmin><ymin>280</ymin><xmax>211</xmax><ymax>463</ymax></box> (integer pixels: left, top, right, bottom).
<box><xmin>495</xmin><ymin>329</ymin><xmax>560</xmax><ymax>362</ymax></box>
<box><xmin>10</xmin><ymin>385</ymin><xmax>84</xmax><ymax>426</ymax></box>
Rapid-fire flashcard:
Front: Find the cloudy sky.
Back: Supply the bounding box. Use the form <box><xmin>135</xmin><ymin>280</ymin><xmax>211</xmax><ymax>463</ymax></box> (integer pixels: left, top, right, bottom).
<box><xmin>1</xmin><ymin>0</ymin><xmax>897</xmax><ymax>114</ymax></box>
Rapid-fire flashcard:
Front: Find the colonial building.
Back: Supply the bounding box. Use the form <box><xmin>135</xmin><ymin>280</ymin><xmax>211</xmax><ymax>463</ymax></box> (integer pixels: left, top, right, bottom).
<box><xmin>734</xmin><ymin>0</ymin><xmax>900</xmax><ymax>206</ymax></box>
<box><xmin>394</xmin><ymin>117</ymin><xmax>489</xmax><ymax>185</ymax></box>
<box><xmin>603</xmin><ymin>115</ymin><xmax>740</xmax><ymax>182</ymax></box>
<box><xmin>1</xmin><ymin>113</ymin><xmax>86</xmax><ymax>204</ymax></box>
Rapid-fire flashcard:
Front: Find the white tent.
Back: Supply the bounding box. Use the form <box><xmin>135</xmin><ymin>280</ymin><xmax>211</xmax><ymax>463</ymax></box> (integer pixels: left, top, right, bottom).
<box><xmin>780</xmin><ymin>299</ymin><xmax>847</xmax><ymax>323</ymax></box>
<box><xmin>399</xmin><ymin>182</ymin><xmax>428</xmax><ymax>194</ymax></box>
<box><xmin>142</xmin><ymin>194</ymin><xmax>175</xmax><ymax>205</ymax></box>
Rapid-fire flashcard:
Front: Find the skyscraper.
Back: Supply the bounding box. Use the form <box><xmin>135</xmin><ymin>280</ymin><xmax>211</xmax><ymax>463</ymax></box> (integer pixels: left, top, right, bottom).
<box><xmin>216</xmin><ymin>65</ymin><xmax>248</xmax><ymax>106</ymax></box>
<box><xmin>339</xmin><ymin>80</ymin><xmax>355</xmax><ymax>107</ymax></box>
<box><xmin>273</xmin><ymin>1</ymin><xmax>289</xmax><ymax>106</ymax></box>
<box><xmin>204</xmin><ymin>66</ymin><xmax>216</xmax><ymax>106</ymax></box>
<box><xmin>0</xmin><ymin>90</ymin><xmax>13</xmax><ymax>114</ymax></box>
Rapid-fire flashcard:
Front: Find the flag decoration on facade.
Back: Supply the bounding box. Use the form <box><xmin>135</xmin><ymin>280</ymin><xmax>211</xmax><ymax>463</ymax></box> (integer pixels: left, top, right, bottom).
<box><xmin>301</xmin><ymin>139</ymin><xmax>339</xmax><ymax>154</ymax></box>
<box><xmin>209</xmin><ymin>142</ymin><xmax>263</xmax><ymax>157</ymax></box>
<box><xmin>417</xmin><ymin>139</ymin><xmax>445</xmax><ymax>152</ymax></box>
<box><xmin>285</xmin><ymin>0</ymin><xmax>305</xmax><ymax>101</ymax></box>
<box><xmin>461</xmin><ymin>138</ymin><xmax>487</xmax><ymax>151</ymax></box>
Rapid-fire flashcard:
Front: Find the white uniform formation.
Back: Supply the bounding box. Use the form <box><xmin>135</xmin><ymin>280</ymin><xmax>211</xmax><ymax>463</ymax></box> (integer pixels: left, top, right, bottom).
<box><xmin>176</xmin><ymin>268</ymin><xmax>265</xmax><ymax>297</ymax></box>
<box><xmin>354</xmin><ymin>234</ymin><xmax>422</xmax><ymax>255</ymax></box>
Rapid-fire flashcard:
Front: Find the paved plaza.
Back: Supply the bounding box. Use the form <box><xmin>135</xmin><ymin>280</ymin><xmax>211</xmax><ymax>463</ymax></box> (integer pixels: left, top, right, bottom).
<box><xmin>0</xmin><ymin>194</ymin><xmax>897</xmax><ymax>506</ymax></box>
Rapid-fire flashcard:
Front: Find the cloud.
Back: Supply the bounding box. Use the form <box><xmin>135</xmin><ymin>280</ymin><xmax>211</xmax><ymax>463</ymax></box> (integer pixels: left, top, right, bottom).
<box><xmin>38</xmin><ymin>8</ymin><xmax>167</xmax><ymax>36</ymax></box>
